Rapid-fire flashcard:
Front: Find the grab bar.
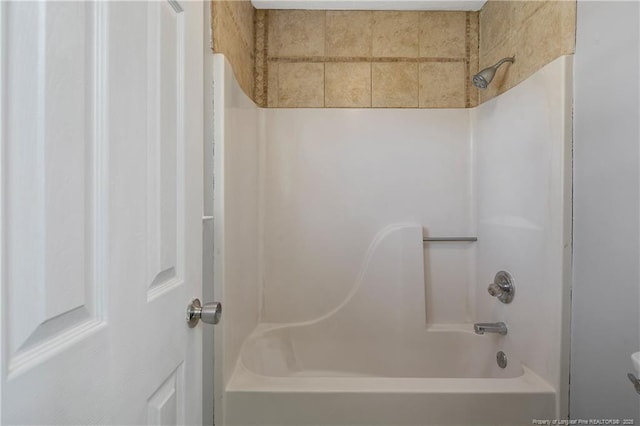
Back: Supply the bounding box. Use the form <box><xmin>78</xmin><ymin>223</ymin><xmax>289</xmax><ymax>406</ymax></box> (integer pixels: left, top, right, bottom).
<box><xmin>423</xmin><ymin>237</ymin><xmax>478</xmax><ymax>242</ymax></box>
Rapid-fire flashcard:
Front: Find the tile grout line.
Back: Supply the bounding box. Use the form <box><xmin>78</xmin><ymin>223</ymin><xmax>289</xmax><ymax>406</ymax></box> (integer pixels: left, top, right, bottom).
<box><xmin>268</xmin><ymin>56</ymin><xmax>467</xmax><ymax>63</ymax></box>
<box><xmin>417</xmin><ymin>11</ymin><xmax>421</xmax><ymax>107</ymax></box>
<box><xmin>262</xmin><ymin>10</ymin><xmax>269</xmax><ymax>106</ymax></box>
<box><xmin>465</xmin><ymin>12</ymin><xmax>471</xmax><ymax>109</ymax></box>
<box><xmin>323</xmin><ymin>11</ymin><xmax>327</xmax><ymax>107</ymax></box>
<box><xmin>253</xmin><ymin>9</ymin><xmax>263</xmax><ymax>106</ymax></box>
<box><xmin>413</xmin><ymin>12</ymin><xmax>419</xmax><ymax>108</ymax></box>
<box><xmin>370</xmin><ymin>11</ymin><xmax>373</xmax><ymax>107</ymax></box>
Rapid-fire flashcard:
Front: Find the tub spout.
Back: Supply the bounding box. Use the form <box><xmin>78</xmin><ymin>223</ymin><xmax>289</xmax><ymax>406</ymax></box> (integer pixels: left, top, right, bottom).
<box><xmin>474</xmin><ymin>322</ymin><xmax>507</xmax><ymax>335</ymax></box>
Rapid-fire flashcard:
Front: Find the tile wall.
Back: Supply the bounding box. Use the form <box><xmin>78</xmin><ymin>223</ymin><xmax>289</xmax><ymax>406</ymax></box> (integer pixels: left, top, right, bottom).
<box><xmin>255</xmin><ymin>10</ymin><xmax>479</xmax><ymax>108</ymax></box>
<box><xmin>479</xmin><ymin>0</ymin><xmax>576</xmax><ymax>103</ymax></box>
<box><xmin>211</xmin><ymin>1</ymin><xmax>576</xmax><ymax>108</ymax></box>
<box><xmin>211</xmin><ymin>0</ymin><xmax>256</xmax><ymax>100</ymax></box>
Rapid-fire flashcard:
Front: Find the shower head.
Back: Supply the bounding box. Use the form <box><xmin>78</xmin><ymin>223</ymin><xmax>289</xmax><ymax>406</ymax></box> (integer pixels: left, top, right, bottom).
<box><xmin>472</xmin><ymin>57</ymin><xmax>515</xmax><ymax>89</ymax></box>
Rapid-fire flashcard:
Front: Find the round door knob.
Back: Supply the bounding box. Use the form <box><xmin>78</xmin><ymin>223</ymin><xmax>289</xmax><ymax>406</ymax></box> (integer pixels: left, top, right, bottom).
<box><xmin>187</xmin><ymin>298</ymin><xmax>222</xmax><ymax>327</ymax></box>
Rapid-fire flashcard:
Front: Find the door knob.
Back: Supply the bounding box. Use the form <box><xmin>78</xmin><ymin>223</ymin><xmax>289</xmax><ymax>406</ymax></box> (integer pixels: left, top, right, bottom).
<box><xmin>187</xmin><ymin>298</ymin><xmax>221</xmax><ymax>327</ymax></box>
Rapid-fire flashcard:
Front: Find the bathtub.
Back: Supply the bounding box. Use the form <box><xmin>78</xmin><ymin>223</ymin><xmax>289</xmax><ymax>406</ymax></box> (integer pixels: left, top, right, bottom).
<box><xmin>226</xmin><ymin>326</ymin><xmax>554</xmax><ymax>425</ymax></box>
<box><xmin>224</xmin><ymin>225</ymin><xmax>555</xmax><ymax>425</ymax></box>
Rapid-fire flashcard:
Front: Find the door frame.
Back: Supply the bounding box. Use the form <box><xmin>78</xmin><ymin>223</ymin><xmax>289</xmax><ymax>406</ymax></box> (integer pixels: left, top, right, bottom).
<box><xmin>202</xmin><ymin>0</ymin><xmax>216</xmax><ymax>424</ymax></box>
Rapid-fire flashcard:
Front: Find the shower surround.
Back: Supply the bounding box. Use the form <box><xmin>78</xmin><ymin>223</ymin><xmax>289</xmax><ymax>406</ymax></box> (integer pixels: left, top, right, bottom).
<box><xmin>211</xmin><ymin>0</ymin><xmax>576</xmax><ymax>108</ymax></box>
<box><xmin>213</xmin><ymin>53</ymin><xmax>572</xmax><ymax>424</ymax></box>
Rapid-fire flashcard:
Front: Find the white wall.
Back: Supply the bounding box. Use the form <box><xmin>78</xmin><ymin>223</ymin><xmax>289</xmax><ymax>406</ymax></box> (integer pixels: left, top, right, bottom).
<box><xmin>472</xmin><ymin>57</ymin><xmax>573</xmax><ymax>417</ymax></box>
<box><xmin>260</xmin><ymin>109</ymin><xmax>474</xmax><ymax>325</ymax></box>
<box><xmin>212</xmin><ymin>55</ymin><xmax>261</xmax><ymax>424</ymax></box>
<box><xmin>571</xmin><ymin>1</ymin><xmax>640</xmax><ymax>420</ymax></box>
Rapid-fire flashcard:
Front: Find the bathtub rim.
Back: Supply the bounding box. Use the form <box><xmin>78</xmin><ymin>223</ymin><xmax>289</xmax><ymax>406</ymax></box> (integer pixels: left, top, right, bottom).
<box><xmin>227</xmin><ymin>361</ymin><xmax>555</xmax><ymax>394</ymax></box>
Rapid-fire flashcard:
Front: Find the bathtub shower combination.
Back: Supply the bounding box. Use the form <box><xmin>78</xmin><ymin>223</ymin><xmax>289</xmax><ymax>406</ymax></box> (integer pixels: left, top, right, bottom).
<box><xmin>213</xmin><ymin>54</ymin><xmax>572</xmax><ymax>425</ymax></box>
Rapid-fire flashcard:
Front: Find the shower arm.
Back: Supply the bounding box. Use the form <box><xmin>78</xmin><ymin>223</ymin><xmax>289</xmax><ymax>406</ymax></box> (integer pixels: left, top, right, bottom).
<box><xmin>492</xmin><ymin>57</ymin><xmax>515</xmax><ymax>69</ymax></box>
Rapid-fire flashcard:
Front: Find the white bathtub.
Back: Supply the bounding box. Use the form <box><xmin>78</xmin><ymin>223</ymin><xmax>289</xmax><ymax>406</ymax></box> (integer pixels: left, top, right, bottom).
<box><xmin>226</xmin><ymin>327</ymin><xmax>555</xmax><ymax>425</ymax></box>
<box><xmin>224</xmin><ymin>225</ymin><xmax>555</xmax><ymax>425</ymax></box>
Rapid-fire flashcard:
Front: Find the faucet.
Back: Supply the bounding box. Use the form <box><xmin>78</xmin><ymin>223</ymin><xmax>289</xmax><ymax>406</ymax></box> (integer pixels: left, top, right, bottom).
<box><xmin>474</xmin><ymin>322</ymin><xmax>507</xmax><ymax>335</ymax></box>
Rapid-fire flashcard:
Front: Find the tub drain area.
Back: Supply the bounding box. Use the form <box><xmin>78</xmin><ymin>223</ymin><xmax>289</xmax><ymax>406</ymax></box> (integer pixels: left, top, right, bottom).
<box><xmin>497</xmin><ymin>351</ymin><xmax>508</xmax><ymax>369</ymax></box>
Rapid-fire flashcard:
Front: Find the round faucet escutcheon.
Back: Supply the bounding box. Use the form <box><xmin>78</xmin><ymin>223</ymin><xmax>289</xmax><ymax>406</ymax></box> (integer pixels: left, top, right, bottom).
<box><xmin>487</xmin><ymin>270</ymin><xmax>515</xmax><ymax>304</ymax></box>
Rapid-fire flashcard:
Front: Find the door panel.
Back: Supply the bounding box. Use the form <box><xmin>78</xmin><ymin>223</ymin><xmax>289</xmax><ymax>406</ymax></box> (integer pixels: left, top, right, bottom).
<box><xmin>146</xmin><ymin>0</ymin><xmax>185</xmax><ymax>301</ymax></box>
<box><xmin>147</xmin><ymin>363</ymin><xmax>185</xmax><ymax>425</ymax></box>
<box><xmin>1</xmin><ymin>1</ymin><xmax>204</xmax><ymax>424</ymax></box>
<box><xmin>3</xmin><ymin>0</ymin><xmax>107</xmax><ymax>380</ymax></box>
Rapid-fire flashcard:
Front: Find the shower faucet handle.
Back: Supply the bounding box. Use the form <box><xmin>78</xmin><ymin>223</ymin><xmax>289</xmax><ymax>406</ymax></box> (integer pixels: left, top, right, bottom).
<box><xmin>488</xmin><ymin>283</ymin><xmax>504</xmax><ymax>297</ymax></box>
<box><xmin>487</xmin><ymin>271</ymin><xmax>515</xmax><ymax>304</ymax></box>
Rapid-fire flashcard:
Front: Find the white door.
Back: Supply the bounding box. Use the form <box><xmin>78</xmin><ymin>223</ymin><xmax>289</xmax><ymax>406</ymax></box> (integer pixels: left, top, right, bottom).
<box><xmin>0</xmin><ymin>1</ymin><xmax>205</xmax><ymax>424</ymax></box>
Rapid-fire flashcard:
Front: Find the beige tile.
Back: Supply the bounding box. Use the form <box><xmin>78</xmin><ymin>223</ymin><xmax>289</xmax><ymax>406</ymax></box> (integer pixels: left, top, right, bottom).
<box><xmin>255</xmin><ymin>9</ymin><xmax>267</xmax><ymax>53</ymax></box>
<box><xmin>278</xmin><ymin>62</ymin><xmax>324</xmax><ymax>107</ymax></box>
<box><xmin>268</xmin><ymin>10</ymin><xmax>325</xmax><ymax>57</ymax></box>
<box><xmin>213</xmin><ymin>3</ymin><xmax>255</xmax><ymax>99</ymax></box>
<box><xmin>211</xmin><ymin>1</ymin><xmax>220</xmax><ymax>51</ymax></box>
<box><xmin>479</xmin><ymin>25</ymin><xmax>515</xmax><ymax>69</ymax></box>
<box><xmin>267</xmin><ymin>62</ymin><xmax>279</xmax><ymax>107</ymax></box>
<box><xmin>419</xmin><ymin>12</ymin><xmax>467</xmax><ymax>58</ymax></box>
<box><xmin>559</xmin><ymin>0</ymin><xmax>577</xmax><ymax>54</ymax></box>
<box><xmin>212</xmin><ymin>1</ymin><xmax>232</xmax><ymax>53</ymax></box>
<box><xmin>253</xmin><ymin>58</ymin><xmax>265</xmax><ymax>106</ymax></box>
<box><xmin>512</xmin><ymin>1</ymin><xmax>547</xmax><ymax>26</ymax></box>
<box><xmin>479</xmin><ymin>0</ymin><xmax>513</xmax><ymax>55</ymax></box>
<box><xmin>226</xmin><ymin>0</ymin><xmax>255</xmax><ymax>51</ymax></box>
<box><xmin>235</xmin><ymin>45</ymin><xmax>255</xmax><ymax>100</ymax></box>
<box><xmin>468</xmin><ymin>12</ymin><xmax>480</xmax><ymax>107</ymax></box>
<box><xmin>227</xmin><ymin>1</ymin><xmax>254</xmax><ymax>51</ymax></box>
<box><xmin>513</xmin><ymin>1</ymin><xmax>561</xmax><ymax>84</ymax></box>
<box><xmin>469</xmin><ymin>77</ymin><xmax>479</xmax><ymax>107</ymax></box>
<box><xmin>325</xmin><ymin>63</ymin><xmax>371</xmax><ymax>107</ymax></box>
<box><xmin>372</xmin><ymin>11</ymin><xmax>420</xmax><ymax>58</ymax></box>
<box><xmin>419</xmin><ymin>62</ymin><xmax>466</xmax><ymax>108</ymax></box>
<box><xmin>254</xmin><ymin>10</ymin><xmax>268</xmax><ymax>106</ymax></box>
<box><xmin>372</xmin><ymin>62</ymin><xmax>418</xmax><ymax>107</ymax></box>
<box><xmin>266</xmin><ymin>9</ymin><xmax>275</xmax><ymax>51</ymax></box>
<box><xmin>326</xmin><ymin>11</ymin><xmax>373</xmax><ymax>57</ymax></box>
